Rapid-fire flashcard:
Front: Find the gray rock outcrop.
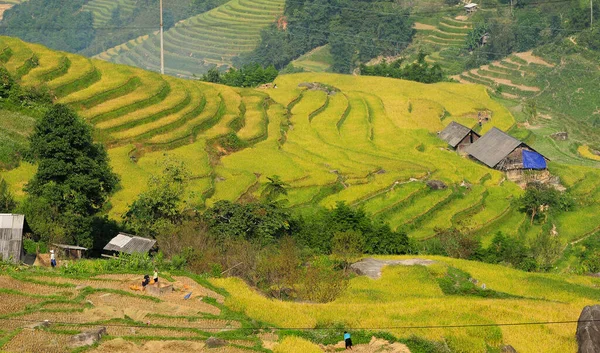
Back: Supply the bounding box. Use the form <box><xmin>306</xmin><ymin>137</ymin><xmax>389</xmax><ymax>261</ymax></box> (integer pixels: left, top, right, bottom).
<box><xmin>426</xmin><ymin>180</ymin><xmax>447</xmax><ymax>190</ymax></box>
<box><xmin>206</xmin><ymin>336</ymin><xmax>228</xmax><ymax>348</ymax></box>
<box><xmin>577</xmin><ymin>305</ymin><xmax>600</xmax><ymax>353</ymax></box>
<box><xmin>70</xmin><ymin>327</ymin><xmax>107</xmax><ymax>347</ymax></box>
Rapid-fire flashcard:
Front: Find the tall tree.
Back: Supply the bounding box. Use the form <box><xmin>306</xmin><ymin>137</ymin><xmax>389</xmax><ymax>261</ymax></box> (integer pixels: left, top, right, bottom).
<box><xmin>0</xmin><ymin>178</ymin><xmax>17</xmax><ymax>213</ymax></box>
<box><xmin>25</xmin><ymin>104</ymin><xmax>118</xmax><ymax>246</ymax></box>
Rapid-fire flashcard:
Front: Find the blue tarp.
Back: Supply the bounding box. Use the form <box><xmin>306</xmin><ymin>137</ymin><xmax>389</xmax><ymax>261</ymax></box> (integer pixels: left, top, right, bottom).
<box><xmin>522</xmin><ymin>150</ymin><xmax>546</xmax><ymax>169</ymax></box>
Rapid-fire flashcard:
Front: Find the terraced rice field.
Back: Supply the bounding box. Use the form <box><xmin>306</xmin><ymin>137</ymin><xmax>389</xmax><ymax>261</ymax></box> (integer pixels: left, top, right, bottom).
<box><xmin>83</xmin><ymin>0</ymin><xmax>137</xmax><ymax>27</ymax></box>
<box><xmin>213</xmin><ymin>255</ymin><xmax>600</xmax><ymax>352</ymax></box>
<box><xmin>1</xmin><ymin>36</ymin><xmax>600</xmax><ymax>244</ymax></box>
<box><xmin>0</xmin><ymin>271</ymin><xmax>260</xmax><ymax>353</ymax></box>
<box><xmin>101</xmin><ymin>0</ymin><xmax>285</xmax><ymax>77</ymax></box>
<box><xmin>410</xmin><ymin>16</ymin><xmax>473</xmax><ymax>74</ymax></box>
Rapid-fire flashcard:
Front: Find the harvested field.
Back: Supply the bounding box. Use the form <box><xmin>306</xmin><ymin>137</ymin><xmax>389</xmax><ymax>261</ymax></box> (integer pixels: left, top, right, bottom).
<box><xmin>0</xmin><ymin>292</ymin><xmax>42</xmax><ymax>315</ymax></box>
<box><xmin>145</xmin><ymin>316</ymin><xmax>241</xmax><ymax>332</ymax></box>
<box><xmin>2</xmin><ymin>329</ymin><xmax>71</xmax><ymax>353</ymax></box>
<box><xmin>90</xmin><ymin>337</ymin><xmax>256</xmax><ymax>353</ymax></box>
<box><xmin>0</xmin><ymin>276</ymin><xmax>73</xmax><ymax>297</ymax></box>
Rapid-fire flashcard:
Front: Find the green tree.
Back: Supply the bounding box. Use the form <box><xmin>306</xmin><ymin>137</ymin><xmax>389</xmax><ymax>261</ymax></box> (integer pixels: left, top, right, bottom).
<box><xmin>331</xmin><ymin>230</ymin><xmax>365</xmax><ymax>272</ymax></box>
<box><xmin>518</xmin><ymin>183</ymin><xmax>574</xmax><ymax>224</ymax></box>
<box><xmin>530</xmin><ymin>230</ymin><xmax>562</xmax><ymax>271</ymax></box>
<box><xmin>123</xmin><ymin>159</ymin><xmax>188</xmax><ymax>238</ymax></box>
<box><xmin>261</xmin><ymin>175</ymin><xmax>289</xmax><ymax>203</ymax></box>
<box><xmin>25</xmin><ymin>105</ymin><xmax>118</xmax><ymax>247</ymax></box>
<box><xmin>0</xmin><ymin>178</ymin><xmax>17</xmax><ymax>213</ymax></box>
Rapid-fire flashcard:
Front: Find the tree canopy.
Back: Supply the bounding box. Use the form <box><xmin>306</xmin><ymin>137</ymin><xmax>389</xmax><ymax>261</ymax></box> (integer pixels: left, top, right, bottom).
<box><xmin>25</xmin><ymin>104</ymin><xmax>118</xmax><ymax>246</ymax></box>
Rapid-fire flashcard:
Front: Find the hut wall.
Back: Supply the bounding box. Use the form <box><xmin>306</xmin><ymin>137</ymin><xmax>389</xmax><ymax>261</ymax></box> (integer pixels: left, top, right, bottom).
<box><xmin>0</xmin><ymin>215</ymin><xmax>24</xmax><ymax>263</ymax></box>
<box><xmin>456</xmin><ymin>132</ymin><xmax>480</xmax><ymax>151</ymax></box>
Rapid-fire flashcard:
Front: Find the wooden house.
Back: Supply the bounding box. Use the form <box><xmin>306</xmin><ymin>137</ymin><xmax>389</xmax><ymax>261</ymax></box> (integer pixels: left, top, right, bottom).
<box><xmin>465</xmin><ymin>127</ymin><xmax>549</xmax><ymax>182</ymax></box>
<box><xmin>464</xmin><ymin>3</ymin><xmax>478</xmax><ymax>13</ymax></box>
<box><xmin>103</xmin><ymin>233</ymin><xmax>156</xmax><ymax>256</ymax></box>
<box><xmin>52</xmin><ymin>244</ymin><xmax>87</xmax><ymax>260</ymax></box>
<box><xmin>438</xmin><ymin>121</ymin><xmax>481</xmax><ymax>151</ymax></box>
<box><xmin>0</xmin><ymin>214</ymin><xmax>25</xmax><ymax>264</ymax></box>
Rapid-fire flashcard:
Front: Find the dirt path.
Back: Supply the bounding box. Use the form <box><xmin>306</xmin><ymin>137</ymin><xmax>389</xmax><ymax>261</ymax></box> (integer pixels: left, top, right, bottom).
<box><xmin>0</xmin><ymin>4</ymin><xmax>12</xmax><ymax>21</ymax></box>
<box><xmin>324</xmin><ymin>337</ymin><xmax>411</xmax><ymax>353</ymax></box>
<box><xmin>470</xmin><ymin>69</ymin><xmax>540</xmax><ymax>92</ymax></box>
<box><xmin>351</xmin><ymin>258</ymin><xmax>436</xmax><ymax>279</ymax></box>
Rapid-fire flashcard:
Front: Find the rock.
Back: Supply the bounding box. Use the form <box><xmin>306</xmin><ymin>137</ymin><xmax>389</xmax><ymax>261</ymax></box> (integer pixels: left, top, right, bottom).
<box><xmin>501</xmin><ymin>345</ymin><xmax>518</xmax><ymax>353</ymax></box>
<box><xmin>205</xmin><ymin>337</ymin><xmax>228</xmax><ymax>348</ymax></box>
<box><xmin>550</xmin><ymin>131</ymin><xmax>568</xmax><ymax>141</ymax></box>
<box><xmin>27</xmin><ymin>320</ymin><xmax>51</xmax><ymax>330</ymax></box>
<box><xmin>145</xmin><ymin>284</ymin><xmax>174</xmax><ymax>296</ymax></box>
<box><xmin>577</xmin><ymin>305</ymin><xmax>600</xmax><ymax>353</ymax></box>
<box><xmin>70</xmin><ymin>327</ymin><xmax>107</xmax><ymax>347</ymax></box>
<box><xmin>76</xmin><ymin>284</ymin><xmax>87</xmax><ymax>290</ymax></box>
<box><xmin>426</xmin><ymin>180</ymin><xmax>447</xmax><ymax>190</ymax></box>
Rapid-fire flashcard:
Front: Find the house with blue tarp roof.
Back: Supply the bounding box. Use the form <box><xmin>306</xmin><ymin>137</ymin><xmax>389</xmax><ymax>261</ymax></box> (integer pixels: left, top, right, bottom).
<box><xmin>465</xmin><ymin>127</ymin><xmax>549</xmax><ymax>184</ymax></box>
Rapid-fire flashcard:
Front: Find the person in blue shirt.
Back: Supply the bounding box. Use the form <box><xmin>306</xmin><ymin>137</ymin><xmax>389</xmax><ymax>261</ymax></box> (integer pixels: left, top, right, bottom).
<box><xmin>344</xmin><ymin>331</ymin><xmax>353</xmax><ymax>350</ymax></box>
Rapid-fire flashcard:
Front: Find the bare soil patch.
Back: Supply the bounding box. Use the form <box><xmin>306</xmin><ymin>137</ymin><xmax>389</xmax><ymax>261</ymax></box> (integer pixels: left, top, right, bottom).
<box><xmin>351</xmin><ymin>258</ymin><xmax>436</xmax><ymax>279</ymax></box>
<box><xmin>90</xmin><ymin>337</ymin><xmax>254</xmax><ymax>353</ymax></box>
<box><xmin>514</xmin><ymin>51</ymin><xmax>554</xmax><ymax>67</ymax></box>
<box><xmin>0</xmin><ymin>276</ymin><xmax>73</xmax><ymax>297</ymax></box>
<box><xmin>0</xmin><ymin>4</ymin><xmax>13</xmax><ymax>21</ymax></box>
<box><xmin>472</xmin><ymin>71</ymin><xmax>540</xmax><ymax>92</ymax></box>
<box><xmin>414</xmin><ymin>22</ymin><xmax>437</xmax><ymax>30</ymax></box>
<box><xmin>323</xmin><ymin>336</ymin><xmax>411</xmax><ymax>352</ymax></box>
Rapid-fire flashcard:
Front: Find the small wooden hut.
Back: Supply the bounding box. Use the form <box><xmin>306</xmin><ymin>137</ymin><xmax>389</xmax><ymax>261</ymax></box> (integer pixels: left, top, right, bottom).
<box><xmin>438</xmin><ymin>121</ymin><xmax>481</xmax><ymax>151</ymax></box>
<box><xmin>0</xmin><ymin>214</ymin><xmax>25</xmax><ymax>264</ymax></box>
<box><xmin>52</xmin><ymin>244</ymin><xmax>88</xmax><ymax>260</ymax></box>
<box><xmin>103</xmin><ymin>233</ymin><xmax>156</xmax><ymax>256</ymax></box>
<box><xmin>464</xmin><ymin>3</ymin><xmax>478</xmax><ymax>13</ymax></box>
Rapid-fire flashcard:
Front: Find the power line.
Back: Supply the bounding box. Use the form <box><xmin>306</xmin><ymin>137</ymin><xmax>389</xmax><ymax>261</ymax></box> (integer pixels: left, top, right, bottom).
<box><xmin>0</xmin><ymin>316</ymin><xmax>595</xmax><ymax>330</ymax></box>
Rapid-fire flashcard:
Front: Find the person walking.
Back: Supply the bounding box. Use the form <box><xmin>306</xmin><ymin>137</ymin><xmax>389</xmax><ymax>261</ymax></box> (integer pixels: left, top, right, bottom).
<box><xmin>344</xmin><ymin>331</ymin><xmax>353</xmax><ymax>350</ymax></box>
<box><xmin>50</xmin><ymin>250</ymin><xmax>56</xmax><ymax>268</ymax></box>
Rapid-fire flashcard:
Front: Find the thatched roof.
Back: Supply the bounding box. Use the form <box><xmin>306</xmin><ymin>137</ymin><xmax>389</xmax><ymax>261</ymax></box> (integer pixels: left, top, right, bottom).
<box><xmin>103</xmin><ymin>233</ymin><xmax>155</xmax><ymax>254</ymax></box>
<box><xmin>439</xmin><ymin>121</ymin><xmax>478</xmax><ymax>148</ymax></box>
<box><xmin>465</xmin><ymin>127</ymin><xmax>522</xmax><ymax>168</ymax></box>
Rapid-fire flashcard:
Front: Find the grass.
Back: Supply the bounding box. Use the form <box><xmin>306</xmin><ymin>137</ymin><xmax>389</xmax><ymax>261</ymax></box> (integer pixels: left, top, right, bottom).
<box><xmin>210</xmin><ymin>255</ymin><xmax>600</xmax><ymax>352</ymax></box>
<box><xmin>291</xmin><ymin>45</ymin><xmax>333</xmax><ymax>72</ymax></box>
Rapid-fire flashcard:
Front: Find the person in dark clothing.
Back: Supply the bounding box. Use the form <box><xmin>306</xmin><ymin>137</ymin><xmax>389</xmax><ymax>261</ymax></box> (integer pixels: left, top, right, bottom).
<box><xmin>141</xmin><ymin>274</ymin><xmax>150</xmax><ymax>289</ymax></box>
<box><xmin>344</xmin><ymin>331</ymin><xmax>353</xmax><ymax>350</ymax></box>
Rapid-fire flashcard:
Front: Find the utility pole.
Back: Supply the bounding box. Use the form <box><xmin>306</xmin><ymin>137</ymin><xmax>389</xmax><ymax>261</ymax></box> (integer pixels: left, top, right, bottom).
<box><xmin>160</xmin><ymin>0</ymin><xmax>165</xmax><ymax>75</ymax></box>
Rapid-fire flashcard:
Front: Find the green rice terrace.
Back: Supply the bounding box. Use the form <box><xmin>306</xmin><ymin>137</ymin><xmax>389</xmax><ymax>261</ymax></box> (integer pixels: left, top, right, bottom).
<box><xmin>82</xmin><ymin>0</ymin><xmax>137</xmax><ymax>28</ymax></box>
<box><xmin>97</xmin><ymin>0</ymin><xmax>285</xmax><ymax>77</ymax></box>
<box><xmin>1</xmin><ymin>36</ymin><xmax>600</xmax><ymax>246</ymax></box>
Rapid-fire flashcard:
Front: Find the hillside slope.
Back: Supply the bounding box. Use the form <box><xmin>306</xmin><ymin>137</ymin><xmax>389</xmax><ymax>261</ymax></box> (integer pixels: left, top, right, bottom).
<box><xmin>0</xmin><ymin>36</ymin><xmax>599</xmax><ymax>244</ymax></box>
<box><xmin>98</xmin><ymin>0</ymin><xmax>285</xmax><ymax>77</ymax></box>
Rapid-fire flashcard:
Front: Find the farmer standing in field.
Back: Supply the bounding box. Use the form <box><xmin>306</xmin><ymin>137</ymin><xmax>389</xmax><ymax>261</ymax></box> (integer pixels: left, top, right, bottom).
<box><xmin>50</xmin><ymin>250</ymin><xmax>56</xmax><ymax>268</ymax></box>
<box><xmin>344</xmin><ymin>331</ymin><xmax>353</xmax><ymax>350</ymax></box>
<box><xmin>153</xmin><ymin>268</ymin><xmax>159</xmax><ymax>285</ymax></box>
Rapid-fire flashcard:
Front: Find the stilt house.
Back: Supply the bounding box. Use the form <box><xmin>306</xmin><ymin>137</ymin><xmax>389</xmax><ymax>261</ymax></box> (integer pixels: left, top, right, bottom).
<box><xmin>438</xmin><ymin>121</ymin><xmax>481</xmax><ymax>151</ymax></box>
<box><xmin>465</xmin><ymin>127</ymin><xmax>548</xmax><ymax>179</ymax></box>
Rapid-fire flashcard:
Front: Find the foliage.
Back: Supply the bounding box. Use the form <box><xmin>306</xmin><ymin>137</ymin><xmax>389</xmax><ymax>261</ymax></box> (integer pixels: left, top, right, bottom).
<box><xmin>517</xmin><ymin>182</ymin><xmax>574</xmax><ymax>224</ymax></box>
<box><xmin>297</xmin><ymin>202</ymin><xmax>409</xmax><ymax>255</ymax></box>
<box><xmin>24</xmin><ymin>104</ymin><xmax>118</xmax><ymax>247</ymax></box>
<box><xmin>22</xmin><ymin>238</ymin><xmax>48</xmax><ymax>255</ymax></box>
<box><xmin>202</xmin><ymin>200</ymin><xmax>295</xmax><ymax>245</ymax></box>
<box><xmin>484</xmin><ymin>232</ymin><xmax>536</xmax><ymax>271</ymax></box>
<box><xmin>435</xmin><ymin>227</ymin><xmax>482</xmax><ymax>260</ymax></box>
<box><xmin>240</xmin><ymin>0</ymin><xmax>414</xmax><ymax>73</ymax></box>
<box><xmin>123</xmin><ymin>158</ymin><xmax>188</xmax><ymax>238</ymax></box>
<box><xmin>529</xmin><ymin>229</ymin><xmax>563</xmax><ymax>271</ymax></box>
<box><xmin>201</xmin><ymin>64</ymin><xmax>279</xmax><ymax>88</ymax></box>
<box><xmin>360</xmin><ymin>52</ymin><xmax>445</xmax><ymax>83</ymax></box>
<box><xmin>0</xmin><ymin>178</ymin><xmax>17</xmax><ymax>212</ymax></box>
<box><xmin>261</xmin><ymin>175</ymin><xmax>289</xmax><ymax>203</ymax></box>
<box><xmin>331</xmin><ymin>230</ymin><xmax>365</xmax><ymax>270</ymax></box>
<box><xmin>436</xmin><ymin>266</ymin><xmax>517</xmax><ymax>298</ymax></box>
<box><xmin>465</xmin><ymin>23</ymin><xmax>489</xmax><ymax>51</ymax></box>
<box><xmin>0</xmin><ymin>0</ymin><xmax>95</xmax><ymax>53</ymax></box>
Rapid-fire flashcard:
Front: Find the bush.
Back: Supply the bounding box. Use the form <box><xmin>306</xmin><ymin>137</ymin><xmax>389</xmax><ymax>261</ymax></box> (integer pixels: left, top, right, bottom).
<box><xmin>22</xmin><ymin>239</ymin><xmax>48</xmax><ymax>254</ymax></box>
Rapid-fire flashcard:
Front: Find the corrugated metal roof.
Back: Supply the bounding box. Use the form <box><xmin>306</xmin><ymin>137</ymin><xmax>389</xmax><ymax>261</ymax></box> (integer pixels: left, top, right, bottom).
<box><xmin>53</xmin><ymin>243</ymin><xmax>88</xmax><ymax>251</ymax></box>
<box><xmin>103</xmin><ymin>233</ymin><xmax>155</xmax><ymax>254</ymax></box>
<box><xmin>439</xmin><ymin>121</ymin><xmax>477</xmax><ymax>148</ymax></box>
<box><xmin>465</xmin><ymin>127</ymin><xmax>522</xmax><ymax>168</ymax></box>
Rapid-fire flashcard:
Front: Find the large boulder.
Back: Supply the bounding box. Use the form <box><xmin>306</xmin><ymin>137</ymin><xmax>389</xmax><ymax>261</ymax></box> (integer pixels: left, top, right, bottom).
<box><xmin>70</xmin><ymin>327</ymin><xmax>107</xmax><ymax>347</ymax></box>
<box><xmin>550</xmin><ymin>131</ymin><xmax>568</xmax><ymax>141</ymax></box>
<box><xmin>426</xmin><ymin>180</ymin><xmax>447</xmax><ymax>190</ymax></box>
<box><xmin>501</xmin><ymin>345</ymin><xmax>518</xmax><ymax>353</ymax></box>
<box><xmin>577</xmin><ymin>305</ymin><xmax>600</xmax><ymax>353</ymax></box>
<box><xmin>205</xmin><ymin>337</ymin><xmax>228</xmax><ymax>348</ymax></box>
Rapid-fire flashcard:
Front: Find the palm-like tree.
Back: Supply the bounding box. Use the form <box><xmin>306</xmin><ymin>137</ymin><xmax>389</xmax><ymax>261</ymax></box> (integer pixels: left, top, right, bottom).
<box><xmin>261</xmin><ymin>175</ymin><xmax>289</xmax><ymax>203</ymax></box>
